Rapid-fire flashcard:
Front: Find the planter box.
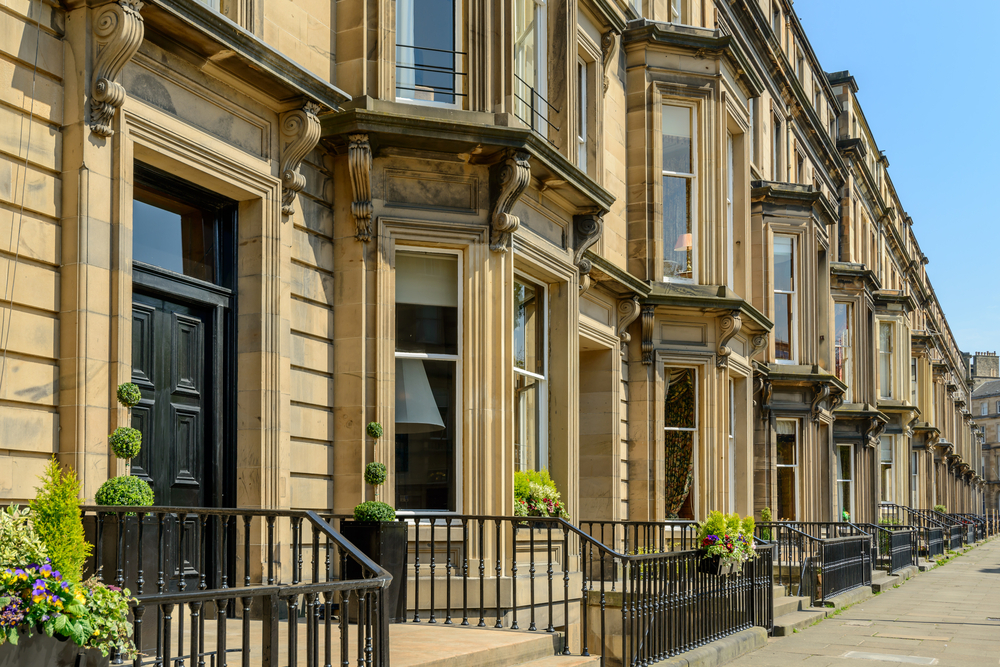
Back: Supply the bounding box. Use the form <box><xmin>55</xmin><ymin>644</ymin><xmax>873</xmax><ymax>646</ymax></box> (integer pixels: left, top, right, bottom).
<box><xmin>340</xmin><ymin>520</ymin><xmax>408</xmax><ymax>624</ymax></box>
<box><xmin>696</xmin><ymin>551</ymin><xmax>739</xmax><ymax>576</ymax></box>
<box><xmin>0</xmin><ymin>629</ymin><xmax>110</xmax><ymax>667</ymax></box>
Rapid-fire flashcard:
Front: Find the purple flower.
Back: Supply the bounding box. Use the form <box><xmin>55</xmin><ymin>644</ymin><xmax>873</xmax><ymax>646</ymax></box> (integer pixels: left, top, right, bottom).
<box><xmin>0</xmin><ymin>598</ymin><xmax>25</xmax><ymax>628</ymax></box>
<box><xmin>39</xmin><ymin>564</ymin><xmax>52</xmax><ymax>576</ymax></box>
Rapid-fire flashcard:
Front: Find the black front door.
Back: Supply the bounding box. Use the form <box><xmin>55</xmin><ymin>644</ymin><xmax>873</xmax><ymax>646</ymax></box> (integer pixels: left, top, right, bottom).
<box><xmin>130</xmin><ymin>291</ymin><xmax>213</xmax><ymax>508</ymax></box>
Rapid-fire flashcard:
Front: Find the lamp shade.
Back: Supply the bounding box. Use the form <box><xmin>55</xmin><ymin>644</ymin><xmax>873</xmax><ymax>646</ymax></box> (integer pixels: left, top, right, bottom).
<box><xmin>673</xmin><ymin>233</ymin><xmax>692</xmax><ymax>252</ymax></box>
<box><xmin>395</xmin><ymin>358</ymin><xmax>446</xmax><ymax>434</ymax></box>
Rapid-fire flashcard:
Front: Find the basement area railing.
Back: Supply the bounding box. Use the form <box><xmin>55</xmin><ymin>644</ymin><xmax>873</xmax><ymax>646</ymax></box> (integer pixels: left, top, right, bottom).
<box><xmin>879</xmin><ymin>503</ymin><xmax>946</xmax><ymax>558</ymax></box>
<box><xmin>858</xmin><ymin>524</ymin><xmax>917</xmax><ymax>574</ymax></box>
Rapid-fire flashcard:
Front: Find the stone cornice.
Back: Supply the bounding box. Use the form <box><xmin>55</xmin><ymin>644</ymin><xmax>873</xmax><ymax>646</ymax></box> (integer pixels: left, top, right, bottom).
<box><xmin>831</xmin><ymin>262</ymin><xmax>881</xmax><ymax>293</ymax></box>
<box><xmin>644</xmin><ymin>284</ymin><xmax>772</xmax><ymax>334</ymax></box>
<box><xmin>750</xmin><ymin>181</ymin><xmax>839</xmax><ymax>225</ymax></box>
<box><xmin>872</xmin><ymin>290</ymin><xmax>917</xmax><ymax>314</ymax></box>
<box><xmin>766</xmin><ymin>366</ymin><xmax>849</xmax><ymax>396</ymax></box>
<box><xmin>583</xmin><ymin>251</ymin><xmax>651</xmax><ymax>298</ymax></box>
<box><xmin>581</xmin><ymin>0</ymin><xmax>628</xmax><ymax>33</ymax></box>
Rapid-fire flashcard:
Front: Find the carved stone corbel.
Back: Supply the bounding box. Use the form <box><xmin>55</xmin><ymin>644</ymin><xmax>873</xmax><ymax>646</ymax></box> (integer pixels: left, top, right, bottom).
<box><xmin>756</xmin><ymin>376</ymin><xmax>774</xmax><ymax>427</ymax></box>
<box><xmin>640</xmin><ymin>305</ymin><xmax>655</xmax><ymax>365</ymax></box>
<box><xmin>749</xmin><ymin>333</ymin><xmax>768</xmax><ymax>360</ymax></box>
<box><xmin>601</xmin><ymin>30</ymin><xmax>618</xmax><ymax>94</ymax></box>
<box><xmin>489</xmin><ymin>149</ymin><xmax>531</xmax><ymax>252</ymax></box>
<box><xmin>616</xmin><ymin>297</ymin><xmax>641</xmax><ymax>358</ymax></box>
<box><xmin>279</xmin><ymin>102</ymin><xmax>322</xmax><ymax>216</ymax></box>
<box><xmin>811</xmin><ymin>383</ymin><xmax>830</xmax><ymax>423</ymax></box>
<box><xmin>573</xmin><ymin>211</ymin><xmax>604</xmax><ymax>292</ymax></box>
<box><xmin>864</xmin><ymin>416</ymin><xmax>887</xmax><ymax>448</ymax></box>
<box><xmin>716</xmin><ymin>310</ymin><xmax>742</xmax><ymax>368</ymax></box>
<box><xmin>348</xmin><ymin>134</ymin><xmax>374</xmax><ymax>241</ymax></box>
<box><xmin>90</xmin><ymin>0</ymin><xmax>145</xmax><ymax>137</ymax></box>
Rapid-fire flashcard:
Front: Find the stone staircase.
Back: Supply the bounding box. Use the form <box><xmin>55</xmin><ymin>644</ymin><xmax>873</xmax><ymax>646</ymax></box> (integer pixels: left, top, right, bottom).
<box><xmin>393</xmin><ymin>625</ymin><xmax>600</xmax><ymax>667</ymax></box>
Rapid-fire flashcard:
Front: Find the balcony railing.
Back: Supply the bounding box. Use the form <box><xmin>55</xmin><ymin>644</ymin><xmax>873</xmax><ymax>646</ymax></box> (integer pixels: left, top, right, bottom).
<box><xmin>513</xmin><ymin>73</ymin><xmax>560</xmax><ymax>143</ymax></box>
<box><xmin>395</xmin><ymin>44</ymin><xmax>467</xmax><ymax>104</ymax></box>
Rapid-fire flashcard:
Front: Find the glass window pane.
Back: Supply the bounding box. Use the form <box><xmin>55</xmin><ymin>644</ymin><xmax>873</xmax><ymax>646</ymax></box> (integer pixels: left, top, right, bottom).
<box><xmin>838</xmin><ymin>481</ymin><xmax>852</xmax><ymax>518</ymax></box>
<box><xmin>662</xmin><ymin>106</ymin><xmax>692</xmax><ymax>173</ymax></box>
<box><xmin>837</xmin><ymin>445</ymin><xmax>852</xmax><ymax>481</ymax></box>
<box><xmin>834</xmin><ymin>303</ymin><xmax>851</xmax><ymax>383</ymax></box>
<box><xmin>395</xmin><ymin>359</ymin><xmax>456</xmax><ymax>510</ymax></box>
<box><xmin>396</xmin><ymin>0</ymin><xmax>457</xmax><ymax>103</ymax></box>
<box><xmin>133</xmin><ymin>188</ymin><xmax>218</xmax><ymax>284</ymax></box>
<box><xmin>776</xmin><ymin>430</ymin><xmax>796</xmax><ymax>466</ymax></box>
<box><xmin>664</xmin><ymin>368</ymin><xmax>695</xmax><ymax>429</ymax></box>
<box><xmin>396</xmin><ymin>252</ymin><xmax>458</xmax><ymax>355</ymax></box>
<box><xmin>774</xmin><ymin>236</ymin><xmax>793</xmax><ymax>292</ymax></box>
<box><xmin>514</xmin><ymin>372</ymin><xmax>541</xmax><ymax>472</ymax></box>
<box><xmin>774</xmin><ymin>293</ymin><xmax>792</xmax><ymax>360</ymax></box>
<box><xmin>880</xmin><ymin>435</ymin><xmax>893</xmax><ymax>463</ymax></box>
<box><xmin>514</xmin><ymin>280</ymin><xmax>544</xmax><ymax>374</ymax></box>
<box><xmin>776</xmin><ymin>467</ymin><xmax>796</xmax><ymax>520</ymax></box>
<box><xmin>662</xmin><ymin>176</ymin><xmax>692</xmax><ymax>279</ymax></box>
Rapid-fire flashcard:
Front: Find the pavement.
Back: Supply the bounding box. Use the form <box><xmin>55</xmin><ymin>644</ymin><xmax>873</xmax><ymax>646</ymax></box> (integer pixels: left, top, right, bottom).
<box><xmin>727</xmin><ymin>537</ymin><xmax>1000</xmax><ymax>666</ymax></box>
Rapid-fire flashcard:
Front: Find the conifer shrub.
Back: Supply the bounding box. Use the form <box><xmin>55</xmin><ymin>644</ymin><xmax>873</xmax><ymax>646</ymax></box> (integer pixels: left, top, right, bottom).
<box><xmin>29</xmin><ymin>458</ymin><xmax>91</xmax><ymax>583</ymax></box>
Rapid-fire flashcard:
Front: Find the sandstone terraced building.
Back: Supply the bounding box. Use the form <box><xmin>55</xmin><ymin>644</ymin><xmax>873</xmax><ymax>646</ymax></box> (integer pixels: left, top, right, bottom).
<box><xmin>0</xmin><ymin>0</ymin><xmax>985</xmax><ymax>539</ymax></box>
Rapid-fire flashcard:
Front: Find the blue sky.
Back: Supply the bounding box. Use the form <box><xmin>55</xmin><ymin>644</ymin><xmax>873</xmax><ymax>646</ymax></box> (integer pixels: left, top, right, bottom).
<box><xmin>794</xmin><ymin>1</ymin><xmax>1000</xmax><ymax>355</ymax></box>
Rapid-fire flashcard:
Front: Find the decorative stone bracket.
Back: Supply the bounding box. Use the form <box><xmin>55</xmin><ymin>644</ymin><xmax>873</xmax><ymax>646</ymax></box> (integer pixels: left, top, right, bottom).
<box><xmin>489</xmin><ymin>149</ymin><xmax>531</xmax><ymax>252</ymax></box>
<box><xmin>90</xmin><ymin>0</ymin><xmax>145</xmax><ymax>137</ymax></box>
<box><xmin>830</xmin><ymin>387</ymin><xmax>846</xmax><ymax>412</ymax></box>
<box><xmin>640</xmin><ymin>305</ymin><xmax>654</xmax><ymax>365</ymax></box>
<box><xmin>864</xmin><ymin>416</ymin><xmax>887</xmax><ymax>448</ymax></box>
<box><xmin>716</xmin><ymin>310</ymin><xmax>742</xmax><ymax>368</ymax></box>
<box><xmin>601</xmin><ymin>30</ymin><xmax>618</xmax><ymax>94</ymax></box>
<box><xmin>616</xmin><ymin>297</ymin><xmax>640</xmax><ymax>359</ymax></box>
<box><xmin>348</xmin><ymin>133</ymin><xmax>373</xmax><ymax>241</ymax></box>
<box><xmin>810</xmin><ymin>383</ymin><xmax>830</xmax><ymax>423</ymax></box>
<box><xmin>573</xmin><ymin>211</ymin><xmax>604</xmax><ymax>292</ymax></box>
<box><xmin>756</xmin><ymin>376</ymin><xmax>774</xmax><ymax>428</ymax></box>
<box><xmin>749</xmin><ymin>333</ymin><xmax>768</xmax><ymax>360</ymax></box>
<box><xmin>279</xmin><ymin>102</ymin><xmax>322</xmax><ymax>216</ymax></box>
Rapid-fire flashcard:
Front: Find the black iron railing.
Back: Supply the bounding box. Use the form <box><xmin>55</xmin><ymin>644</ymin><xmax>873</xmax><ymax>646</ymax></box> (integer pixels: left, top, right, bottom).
<box><xmin>513</xmin><ymin>73</ymin><xmax>560</xmax><ymax>141</ymax></box>
<box><xmin>879</xmin><ymin>503</ymin><xmax>947</xmax><ymax>558</ymax></box>
<box><xmin>820</xmin><ymin>536</ymin><xmax>871</xmax><ymax>601</ymax></box>
<box><xmin>78</xmin><ymin>506</ymin><xmax>391</xmax><ymax>667</ymax></box>
<box><xmin>579</xmin><ymin>519</ymin><xmax>700</xmax><ymax>555</ymax></box>
<box><xmin>859</xmin><ymin>524</ymin><xmax>915</xmax><ymax>574</ymax></box>
<box><xmin>395</xmin><ymin>44</ymin><xmax>467</xmax><ymax>104</ymax></box>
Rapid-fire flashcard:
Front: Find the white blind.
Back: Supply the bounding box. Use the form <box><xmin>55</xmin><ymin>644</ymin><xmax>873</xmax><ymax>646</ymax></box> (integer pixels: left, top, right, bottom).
<box><xmin>396</xmin><ymin>252</ymin><xmax>458</xmax><ymax>307</ymax></box>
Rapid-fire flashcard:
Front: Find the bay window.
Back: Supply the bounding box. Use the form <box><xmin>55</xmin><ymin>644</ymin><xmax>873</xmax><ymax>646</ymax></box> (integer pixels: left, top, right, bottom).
<box><xmin>396</xmin><ymin>0</ymin><xmax>461</xmax><ymax>105</ymax></box>
<box><xmin>879</xmin><ymin>321</ymin><xmax>894</xmax><ymax>399</ymax></box>
<box><xmin>664</xmin><ymin>367</ymin><xmax>697</xmax><ymax>519</ymax></box>
<box><xmin>834</xmin><ymin>302</ymin><xmax>852</xmax><ymax>399</ymax></box>
<box><xmin>514</xmin><ymin>277</ymin><xmax>547</xmax><ymax>472</ymax></box>
<box><xmin>395</xmin><ymin>250</ymin><xmax>460</xmax><ymax>511</ymax></box>
<box><xmin>662</xmin><ymin>105</ymin><xmax>696</xmax><ymax>281</ymax></box>
<box><xmin>514</xmin><ymin>0</ymin><xmax>548</xmax><ymax>132</ymax></box>
<box><xmin>773</xmin><ymin>235</ymin><xmax>796</xmax><ymax>362</ymax></box>
<box><xmin>776</xmin><ymin>419</ymin><xmax>798</xmax><ymax>520</ymax></box>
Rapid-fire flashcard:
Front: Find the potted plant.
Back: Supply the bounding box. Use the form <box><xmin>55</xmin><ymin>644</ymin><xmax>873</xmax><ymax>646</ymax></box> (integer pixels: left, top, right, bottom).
<box><xmin>0</xmin><ymin>462</ymin><xmax>138</xmax><ymax>666</ymax></box>
<box><xmin>340</xmin><ymin>430</ymin><xmax>407</xmax><ymax>623</ymax></box>
<box><xmin>695</xmin><ymin>511</ymin><xmax>757</xmax><ymax>576</ymax></box>
<box><xmin>513</xmin><ymin>469</ymin><xmax>570</xmax><ymax>525</ymax></box>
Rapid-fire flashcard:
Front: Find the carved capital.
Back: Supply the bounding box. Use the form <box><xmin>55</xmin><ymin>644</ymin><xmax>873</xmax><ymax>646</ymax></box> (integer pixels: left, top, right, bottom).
<box><xmin>616</xmin><ymin>297</ymin><xmax>640</xmax><ymax>358</ymax></box>
<box><xmin>489</xmin><ymin>150</ymin><xmax>531</xmax><ymax>252</ymax></box>
<box><xmin>278</xmin><ymin>102</ymin><xmax>322</xmax><ymax>216</ymax></box>
<box><xmin>90</xmin><ymin>0</ymin><xmax>145</xmax><ymax>137</ymax></box>
<box><xmin>601</xmin><ymin>30</ymin><xmax>618</xmax><ymax>94</ymax></box>
<box><xmin>640</xmin><ymin>305</ymin><xmax>655</xmax><ymax>365</ymax></box>
<box><xmin>811</xmin><ymin>383</ymin><xmax>830</xmax><ymax>423</ymax></box>
<box><xmin>573</xmin><ymin>211</ymin><xmax>604</xmax><ymax>291</ymax></box>
<box><xmin>716</xmin><ymin>310</ymin><xmax>742</xmax><ymax>368</ymax></box>
<box><xmin>348</xmin><ymin>133</ymin><xmax>374</xmax><ymax>241</ymax></box>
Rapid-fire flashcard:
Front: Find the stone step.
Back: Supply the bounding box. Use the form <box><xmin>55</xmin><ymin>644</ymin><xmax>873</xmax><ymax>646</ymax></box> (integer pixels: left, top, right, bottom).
<box><xmin>773</xmin><ymin>594</ymin><xmax>808</xmax><ymax>617</ymax></box>
<box><xmin>515</xmin><ymin>656</ymin><xmax>602</xmax><ymax>667</ymax></box>
<box><xmin>771</xmin><ymin>608</ymin><xmax>828</xmax><ymax>637</ymax></box>
<box><xmin>401</xmin><ymin>626</ymin><xmax>566</xmax><ymax>667</ymax></box>
<box><xmin>871</xmin><ymin>573</ymin><xmax>900</xmax><ymax>592</ymax></box>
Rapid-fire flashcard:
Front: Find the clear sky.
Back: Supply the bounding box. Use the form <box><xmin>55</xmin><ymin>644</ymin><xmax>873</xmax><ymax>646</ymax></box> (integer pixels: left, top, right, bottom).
<box><xmin>793</xmin><ymin>1</ymin><xmax>1000</xmax><ymax>355</ymax></box>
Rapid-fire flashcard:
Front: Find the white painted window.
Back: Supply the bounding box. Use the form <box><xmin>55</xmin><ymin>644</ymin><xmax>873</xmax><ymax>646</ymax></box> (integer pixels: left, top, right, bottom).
<box><xmin>396</xmin><ymin>0</ymin><xmax>461</xmax><ymax>106</ymax></box>
<box><xmin>748</xmin><ymin>98</ymin><xmax>756</xmax><ymax>164</ymax></box>
<box><xmin>577</xmin><ymin>58</ymin><xmax>588</xmax><ymax>172</ymax></box>
<box><xmin>728</xmin><ymin>379</ymin><xmax>736</xmax><ymax>513</ymax></box>
<box><xmin>983</xmin><ymin>402</ymin><xmax>989</xmax><ymax>417</ymax></box>
<box><xmin>662</xmin><ymin>105</ymin><xmax>697</xmax><ymax>282</ymax></box>
<box><xmin>880</xmin><ymin>435</ymin><xmax>893</xmax><ymax>503</ymax></box>
<box><xmin>911</xmin><ymin>358</ymin><xmax>918</xmax><ymax>405</ymax></box>
<box><xmin>879</xmin><ymin>321</ymin><xmax>894</xmax><ymax>399</ymax></box>
<box><xmin>772</xmin><ymin>115</ymin><xmax>782</xmax><ymax>181</ymax></box>
<box><xmin>834</xmin><ymin>302</ymin><xmax>852</xmax><ymax>400</ymax></box>
<box><xmin>670</xmin><ymin>0</ymin><xmax>682</xmax><ymax>22</ymax></box>
<box><xmin>726</xmin><ymin>130</ymin><xmax>735</xmax><ymax>289</ymax></box>
<box><xmin>837</xmin><ymin>444</ymin><xmax>853</xmax><ymax>521</ymax></box>
<box><xmin>514</xmin><ymin>0</ymin><xmax>548</xmax><ymax>133</ymax></box>
<box><xmin>776</xmin><ymin>419</ymin><xmax>798</xmax><ymax>520</ymax></box>
<box><xmin>910</xmin><ymin>452</ymin><xmax>918</xmax><ymax>504</ymax></box>
<box><xmin>664</xmin><ymin>367</ymin><xmax>698</xmax><ymax>519</ymax></box>
<box><xmin>513</xmin><ymin>276</ymin><xmax>548</xmax><ymax>472</ymax></box>
<box><xmin>773</xmin><ymin>235</ymin><xmax>797</xmax><ymax>362</ymax></box>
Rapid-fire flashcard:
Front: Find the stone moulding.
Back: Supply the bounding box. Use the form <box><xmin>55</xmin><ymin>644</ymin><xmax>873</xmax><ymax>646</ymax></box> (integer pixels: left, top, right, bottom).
<box><xmin>573</xmin><ymin>211</ymin><xmax>604</xmax><ymax>292</ymax></box>
<box><xmin>90</xmin><ymin>0</ymin><xmax>145</xmax><ymax>138</ymax></box>
<box><xmin>810</xmin><ymin>383</ymin><xmax>830</xmax><ymax>423</ymax></box>
<box><xmin>616</xmin><ymin>296</ymin><xmax>640</xmax><ymax>358</ymax></box>
<box><xmin>716</xmin><ymin>309</ymin><xmax>742</xmax><ymax>368</ymax></box>
<box><xmin>348</xmin><ymin>133</ymin><xmax>373</xmax><ymax>241</ymax></box>
<box><xmin>279</xmin><ymin>102</ymin><xmax>322</xmax><ymax>216</ymax></box>
<box><xmin>488</xmin><ymin>149</ymin><xmax>531</xmax><ymax>252</ymax></box>
<box><xmin>640</xmin><ymin>305</ymin><xmax>654</xmax><ymax>365</ymax></box>
<box><xmin>749</xmin><ymin>333</ymin><xmax>768</xmax><ymax>360</ymax></box>
<box><xmin>601</xmin><ymin>30</ymin><xmax>618</xmax><ymax>94</ymax></box>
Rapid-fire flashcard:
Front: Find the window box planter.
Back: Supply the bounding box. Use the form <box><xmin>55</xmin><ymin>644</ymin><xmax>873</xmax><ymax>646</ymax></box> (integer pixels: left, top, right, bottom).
<box><xmin>696</xmin><ymin>550</ymin><xmax>740</xmax><ymax>576</ymax></box>
<box><xmin>340</xmin><ymin>520</ymin><xmax>408</xmax><ymax>623</ymax></box>
<box><xmin>0</xmin><ymin>629</ymin><xmax>110</xmax><ymax>667</ymax></box>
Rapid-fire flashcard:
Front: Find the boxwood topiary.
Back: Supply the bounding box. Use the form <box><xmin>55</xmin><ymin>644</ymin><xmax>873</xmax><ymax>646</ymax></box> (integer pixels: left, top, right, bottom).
<box><xmin>116</xmin><ymin>382</ymin><xmax>142</xmax><ymax>408</ymax></box>
<box><xmin>366</xmin><ymin>421</ymin><xmax>383</xmax><ymax>439</ymax></box>
<box><xmin>108</xmin><ymin>426</ymin><xmax>142</xmax><ymax>459</ymax></box>
<box><xmin>352</xmin><ymin>501</ymin><xmax>396</xmax><ymax>522</ymax></box>
<box><xmin>95</xmin><ymin>475</ymin><xmax>154</xmax><ymax>510</ymax></box>
<box><xmin>364</xmin><ymin>461</ymin><xmax>387</xmax><ymax>487</ymax></box>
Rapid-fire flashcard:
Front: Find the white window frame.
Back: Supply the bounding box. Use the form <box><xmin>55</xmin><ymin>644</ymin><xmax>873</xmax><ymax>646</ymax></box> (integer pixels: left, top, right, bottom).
<box><xmin>514</xmin><ymin>0</ymin><xmax>548</xmax><ymax>132</ymax></box>
<box><xmin>669</xmin><ymin>0</ymin><xmax>683</xmax><ymax>23</ymax></box>
<box><xmin>880</xmin><ymin>434</ymin><xmax>894</xmax><ymax>503</ymax></box>
<box><xmin>772</xmin><ymin>114</ymin><xmax>782</xmax><ymax>181</ymax></box>
<box><xmin>983</xmin><ymin>402</ymin><xmax>989</xmax><ymax>417</ymax></box>
<box><xmin>911</xmin><ymin>357</ymin><xmax>918</xmax><ymax>406</ymax></box>
<box><xmin>664</xmin><ymin>367</ymin><xmax>699</xmax><ymax>504</ymax></box>
<box><xmin>513</xmin><ymin>271</ymin><xmax>549</xmax><ymax>472</ymax></box>
<box><xmin>726</xmin><ymin>130</ymin><xmax>735</xmax><ymax>289</ymax></box>
<box><xmin>393</xmin><ymin>246</ymin><xmax>465</xmax><ymax>513</ymax></box>
<box><xmin>748</xmin><ymin>98</ymin><xmax>756</xmax><ymax>165</ymax></box>
<box><xmin>834</xmin><ymin>302</ymin><xmax>852</xmax><ymax>401</ymax></box>
<box><xmin>577</xmin><ymin>57</ymin><xmax>588</xmax><ymax>172</ymax></box>
<box><xmin>728</xmin><ymin>379</ymin><xmax>736</xmax><ymax>513</ymax></box>
<box><xmin>910</xmin><ymin>451</ymin><xmax>918</xmax><ymax>504</ymax></box>
<box><xmin>776</xmin><ymin>418</ymin><xmax>799</xmax><ymax>520</ymax></box>
<box><xmin>773</xmin><ymin>234</ymin><xmax>797</xmax><ymax>364</ymax></box>
<box><xmin>661</xmin><ymin>103</ymin><xmax>698</xmax><ymax>283</ymax></box>
<box><xmin>395</xmin><ymin>0</ymin><xmax>464</xmax><ymax>109</ymax></box>
<box><xmin>878</xmin><ymin>321</ymin><xmax>894</xmax><ymax>400</ymax></box>
<box><xmin>836</xmin><ymin>443</ymin><xmax>854</xmax><ymax>521</ymax></box>
<box><xmin>996</xmin><ymin>400</ymin><xmax>1000</xmax><ymax>415</ymax></box>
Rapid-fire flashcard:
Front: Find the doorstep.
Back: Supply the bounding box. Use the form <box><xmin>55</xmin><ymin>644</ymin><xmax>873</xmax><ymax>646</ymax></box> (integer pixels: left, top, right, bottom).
<box><xmin>652</xmin><ymin>627</ymin><xmax>767</xmax><ymax>667</ymax></box>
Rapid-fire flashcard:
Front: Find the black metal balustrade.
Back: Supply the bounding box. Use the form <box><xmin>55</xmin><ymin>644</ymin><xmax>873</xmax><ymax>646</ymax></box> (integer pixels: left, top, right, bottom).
<box><xmin>859</xmin><ymin>524</ymin><xmax>916</xmax><ymax>574</ymax></box>
<box><xmin>579</xmin><ymin>520</ymin><xmax>700</xmax><ymax>555</ymax></box>
<box><xmin>77</xmin><ymin>506</ymin><xmax>391</xmax><ymax>667</ymax></box>
<box><xmin>921</xmin><ymin>509</ymin><xmax>969</xmax><ymax>547</ymax></box>
<box><xmin>879</xmin><ymin>503</ymin><xmax>947</xmax><ymax>558</ymax></box>
<box><xmin>395</xmin><ymin>44</ymin><xmax>467</xmax><ymax>104</ymax></box>
<box><xmin>513</xmin><ymin>73</ymin><xmax>560</xmax><ymax>142</ymax></box>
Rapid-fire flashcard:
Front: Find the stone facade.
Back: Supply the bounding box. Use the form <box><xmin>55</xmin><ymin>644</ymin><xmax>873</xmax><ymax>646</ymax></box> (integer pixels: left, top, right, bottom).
<box><xmin>0</xmin><ymin>0</ymin><xmax>983</xmax><ymax>524</ymax></box>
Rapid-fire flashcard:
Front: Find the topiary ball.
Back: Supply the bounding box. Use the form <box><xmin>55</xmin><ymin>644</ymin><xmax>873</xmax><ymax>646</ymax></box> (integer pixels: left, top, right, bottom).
<box><xmin>352</xmin><ymin>501</ymin><xmax>396</xmax><ymax>522</ymax></box>
<box><xmin>95</xmin><ymin>475</ymin><xmax>154</xmax><ymax>511</ymax></box>
<box><xmin>116</xmin><ymin>383</ymin><xmax>142</xmax><ymax>408</ymax></box>
<box><xmin>108</xmin><ymin>427</ymin><xmax>142</xmax><ymax>459</ymax></box>
<box><xmin>363</xmin><ymin>461</ymin><xmax>387</xmax><ymax>487</ymax></box>
<box><xmin>366</xmin><ymin>421</ymin><xmax>383</xmax><ymax>439</ymax></box>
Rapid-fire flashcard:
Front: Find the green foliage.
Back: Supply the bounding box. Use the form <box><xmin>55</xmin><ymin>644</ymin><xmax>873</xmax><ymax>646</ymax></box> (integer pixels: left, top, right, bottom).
<box><xmin>513</xmin><ymin>469</ymin><xmax>569</xmax><ymax>519</ymax></box>
<box><xmin>80</xmin><ymin>578</ymin><xmax>137</xmax><ymax>659</ymax></box>
<box><xmin>366</xmin><ymin>422</ymin><xmax>383</xmax><ymax>439</ymax></box>
<box><xmin>95</xmin><ymin>475</ymin><xmax>154</xmax><ymax>511</ymax></box>
<box><xmin>0</xmin><ymin>506</ymin><xmax>47</xmax><ymax>571</ymax></box>
<box><xmin>108</xmin><ymin>427</ymin><xmax>142</xmax><ymax>459</ymax></box>
<box><xmin>664</xmin><ymin>370</ymin><xmax>695</xmax><ymax>517</ymax></box>
<box><xmin>352</xmin><ymin>501</ymin><xmax>396</xmax><ymax>522</ymax></box>
<box><xmin>115</xmin><ymin>383</ymin><xmax>142</xmax><ymax>408</ymax></box>
<box><xmin>934</xmin><ymin>504</ymin><xmax>947</xmax><ymax>514</ymax></box>
<box><xmin>696</xmin><ymin>510</ymin><xmax>757</xmax><ymax>566</ymax></box>
<box><xmin>30</xmin><ymin>459</ymin><xmax>91</xmax><ymax>583</ymax></box>
<box><xmin>363</xmin><ymin>462</ymin><xmax>387</xmax><ymax>488</ymax></box>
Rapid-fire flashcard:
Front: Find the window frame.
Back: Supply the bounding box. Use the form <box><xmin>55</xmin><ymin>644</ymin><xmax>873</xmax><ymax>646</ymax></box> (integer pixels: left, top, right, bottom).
<box><xmin>728</xmin><ymin>378</ymin><xmax>736</xmax><ymax>513</ymax></box>
<box><xmin>577</xmin><ymin>57</ymin><xmax>588</xmax><ymax>173</ymax></box>
<box><xmin>395</xmin><ymin>0</ymin><xmax>465</xmax><ymax>109</ymax></box>
<box><xmin>660</xmin><ymin>101</ymin><xmax>699</xmax><ymax>284</ymax></box>
<box><xmin>878</xmin><ymin>320</ymin><xmax>895</xmax><ymax>400</ymax></box>
<box><xmin>772</xmin><ymin>233</ymin><xmax>798</xmax><ymax>364</ymax></box>
<box><xmin>393</xmin><ymin>246</ymin><xmax>465</xmax><ymax>513</ymax></box>
<box><xmin>775</xmin><ymin>418</ymin><xmax>799</xmax><ymax>520</ymax></box>
<box><xmin>834</xmin><ymin>301</ymin><xmax>853</xmax><ymax>400</ymax></box>
<box><xmin>772</xmin><ymin>114</ymin><xmax>782</xmax><ymax>181</ymax></box>
<box><xmin>836</xmin><ymin>443</ymin><xmax>854</xmax><ymax>522</ymax></box>
<box><xmin>726</xmin><ymin>129</ymin><xmax>735</xmax><ymax>289</ymax></box>
<box><xmin>880</xmin><ymin>434</ymin><xmax>893</xmax><ymax>503</ymax></box>
<box><xmin>513</xmin><ymin>271</ymin><xmax>549</xmax><ymax>473</ymax></box>
<box><xmin>513</xmin><ymin>0</ymin><xmax>549</xmax><ymax>133</ymax></box>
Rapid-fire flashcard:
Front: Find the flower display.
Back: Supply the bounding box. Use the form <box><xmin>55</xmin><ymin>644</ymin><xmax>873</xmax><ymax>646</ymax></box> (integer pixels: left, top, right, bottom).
<box><xmin>695</xmin><ymin>511</ymin><xmax>757</xmax><ymax>567</ymax></box>
<box><xmin>513</xmin><ymin>469</ymin><xmax>570</xmax><ymax>519</ymax></box>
